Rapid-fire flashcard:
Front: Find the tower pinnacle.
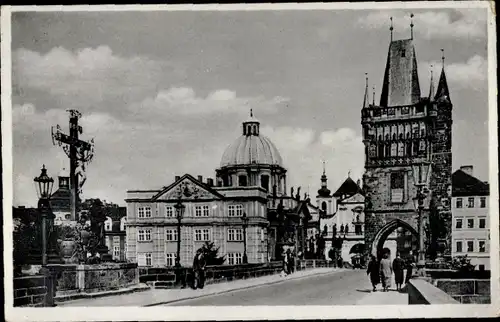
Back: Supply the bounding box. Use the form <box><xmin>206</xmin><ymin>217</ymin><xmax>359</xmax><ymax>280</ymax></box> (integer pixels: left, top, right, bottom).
<box><xmin>428</xmin><ymin>64</ymin><xmax>435</xmax><ymax>100</ymax></box>
<box><xmin>441</xmin><ymin>48</ymin><xmax>445</xmax><ymax>69</ymax></box>
<box><xmin>390</xmin><ymin>17</ymin><xmax>394</xmax><ymax>41</ymax></box>
<box><xmin>363</xmin><ymin>73</ymin><xmax>369</xmax><ymax>108</ymax></box>
<box><xmin>250</xmin><ymin>108</ymin><xmax>253</xmax><ymax>118</ymax></box>
<box><xmin>372</xmin><ymin>86</ymin><xmax>375</xmax><ymax>106</ymax></box>
<box><xmin>317</xmin><ymin>161</ymin><xmax>331</xmax><ymax>198</ymax></box>
<box><xmin>410</xmin><ymin>13</ymin><xmax>414</xmax><ymax>40</ymax></box>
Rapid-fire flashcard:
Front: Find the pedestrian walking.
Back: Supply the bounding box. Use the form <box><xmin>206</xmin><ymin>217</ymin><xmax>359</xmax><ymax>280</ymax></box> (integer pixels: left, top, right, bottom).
<box><xmin>379</xmin><ymin>252</ymin><xmax>392</xmax><ymax>292</ymax></box>
<box><xmin>282</xmin><ymin>250</ymin><xmax>290</xmax><ymax>275</ymax></box>
<box><xmin>405</xmin><ymin>251</ymin><xmax>416</xmax><ymax>284</ymax></box>
<box><xmin>392</xmin><ymin>252</ymin><xmax>405</xmax><ymax>291</ymax></box>
<box><xmin>366</xmin><ymin>255</ymin><xmax>380</xmax><ymax>292</ymax></box>
<box><xmin>192</xmin><ymin>248</ymin><xmax>206</xmax><ymax>289</ymax></box>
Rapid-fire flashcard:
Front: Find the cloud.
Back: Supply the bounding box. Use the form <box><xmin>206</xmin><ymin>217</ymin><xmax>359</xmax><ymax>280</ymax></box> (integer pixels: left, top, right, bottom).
<box><xmin>419</xmin><ymin>55</ymin><xmax>487</xmax><ymax>91</ymax></box>
<box><xmin>13</xmin><ymin>46</ymin><xmax>179</xmax><ymax>114</ymax></box>
<box><xmin>137</xmin><ymin>87</ymin><xmax>289</xmax><ymax>119</ymax></box>
<box><xmin>261</xmin><ymin>125</ymin><xmax>364</xmax><ymax>202</ymax></box>
<box><xmin>359</xmin><ymin>9</ymin><xmax>487</xmax><ymax>39</ymax></box>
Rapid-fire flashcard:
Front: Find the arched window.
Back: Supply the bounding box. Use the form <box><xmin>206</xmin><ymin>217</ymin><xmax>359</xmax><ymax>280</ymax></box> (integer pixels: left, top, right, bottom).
<box><xmin>406</xmin><ymin>142</ymin><xmax>412</xmax><ymax>156</ymax></box>
<box><xmin>378</xmin><ymin>135</ymin><xmax>382</xmax><ymax>141</ymax></box>
<box><xmin>385</xmin><ymin>134</ymin><xmax>390</xmax><ymax>141</ymax></box>
<box><xmin>238</xmin><ymin>175</ymin><xmax>247</xmax><ymax>187</ymax></box>
<box><xmin>378</xmin><ymin>144</ymin><xmax>384</xmax><ymax>158</ymax></box>
<box><xmin>385</xmin><ymin>143</ymin><xmax>390</xmax><ymax>157</ymax></box>
<box><xmin>321</xmin><ymin>201</ymin><xmax>327</xmax><ymax>212</ymax></box>
<box><xmin>261</xmin><ymin>175</ymin><xmax>269</xmax><ymax>191</ymax></box>
<box><xmin>120</xmin><ymin>217</ymin><xmax>127</xmax><ymax>231</ymax></box>
<box><xmin>406</xmin><ymin>132</ymin><xmax>411</xmax><ymax>139</ymax></box>
<box><xmin>399</xmin><ymin>133</ymin><xmax>404</xmax><ymax>140</ymax></box>
<box><xmin>392</xmin><ymin>133</ymin><xmax>397</xmax><ymax>141</ymax></box>
<box><xmin>105</xmin><ymin>216</ymin><xmax>112</xmax><ymax>231</ymax></box>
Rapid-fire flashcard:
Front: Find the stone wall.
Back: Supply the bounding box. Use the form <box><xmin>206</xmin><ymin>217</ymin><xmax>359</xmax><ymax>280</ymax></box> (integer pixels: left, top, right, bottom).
<box><xmin>14</xmin><ymin>275</ymin><xmax>50</xmax><ymax>307</ymax></box>
<box><xmin>47</xmin><ymin>262</ymin><xmax>139</xmax><ymax>298</ymax></box>
<box><xmin>139</xmin><ymin>259</ymin><xmax>333</xmax><ymax>289</ymax></box>
<box><xmin>434</xmin><ymin>279</ymin><xmax>490</xmax><ymax>304</ymax></box>
<box><xmin>407</xmin><ymin>278</ymin><xmax>459</xmax><ymax>305</ymax></box>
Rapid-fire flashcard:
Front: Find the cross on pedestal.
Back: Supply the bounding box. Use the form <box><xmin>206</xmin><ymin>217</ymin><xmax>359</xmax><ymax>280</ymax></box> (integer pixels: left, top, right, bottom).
<box><xmin>52</xmin><ymin>109</ymin><xmax>94</xmax><ymax>221</ymax></box>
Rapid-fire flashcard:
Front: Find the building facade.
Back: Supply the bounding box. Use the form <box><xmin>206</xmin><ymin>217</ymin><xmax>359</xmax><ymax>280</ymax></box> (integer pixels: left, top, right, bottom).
<box><xmin>361</xmin><ymin>25</ymin><xmax>453</xmax><ymax>258</ymax></box>
<box><xmin>104</xmin><ymin>207</ymin><xmax>127</xmax><ymax>262</ymax></box>
<box><xmin>451</xmin><ymin>165</ymin><xmax>490</xmax><ymax>270</ymax></box>
<box><xmin>125</xmin><ymin>114</ymin><xmax>312</xmax><ymax>267</ymax></box>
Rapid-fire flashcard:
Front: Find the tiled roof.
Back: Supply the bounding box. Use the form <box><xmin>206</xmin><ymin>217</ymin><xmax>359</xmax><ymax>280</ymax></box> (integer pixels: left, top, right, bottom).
<box><xmin>333</xmin><ymin>177</ymin><xmax>364</xmax><ymax>198</ymax></box>
<box><xmin>452</xmin><ymin>170</ymin><xmax>489</xmax><ymax>197</ymax></box>
<box><xmin>380</xmin><ymin>39</ymin><xmax>421</xmax><ymax>107</ymax></box>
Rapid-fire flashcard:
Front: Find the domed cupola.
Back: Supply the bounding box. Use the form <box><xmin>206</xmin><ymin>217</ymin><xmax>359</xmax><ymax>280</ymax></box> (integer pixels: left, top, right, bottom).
<box><xmin>220</xmin><ymin>109</ymin><xmax>283</xmax><ymax>168</ymax></box>
<box><xmin>216</xmin><ymin>110</ymin><xmax>287</xmax><ymax>196</ymax></box>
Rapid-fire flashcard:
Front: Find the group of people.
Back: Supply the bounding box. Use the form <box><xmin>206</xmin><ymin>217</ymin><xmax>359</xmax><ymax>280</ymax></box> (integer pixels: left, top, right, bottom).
<box><xmin>366</xmin><ymin>251</ymin><xmax>415</xmax><ymax>292</ymax></box>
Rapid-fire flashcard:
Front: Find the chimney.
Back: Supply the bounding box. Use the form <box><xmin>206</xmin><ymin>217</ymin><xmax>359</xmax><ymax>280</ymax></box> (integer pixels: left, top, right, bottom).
<box><xmin>460</xmin><ymin>165</ymin><xmax>473</xmax><ymax>177</ymax></box>
<box><xmin>198</xmin><ymin>175</ymin><xmax>203</xmax><ymax>182</ymax></box>
<box><xmin>175</xmin><ymin>175</ymin><xmax>180</xmax><ymax>181</ymax></box>
<box><xmin>207</xmin><ymin>178</ymin><xmax>214</xmax><ymax>186</ymax></box>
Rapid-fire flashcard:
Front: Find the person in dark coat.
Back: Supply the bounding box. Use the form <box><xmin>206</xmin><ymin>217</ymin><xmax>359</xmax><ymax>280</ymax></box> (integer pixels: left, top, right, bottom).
<box><xmin>392</xmin><ymin>252</ymin><xmax>405</xmax><ymax>291</ymax></box>
<box><xmin>366</xmin><ymin>255</ymin><xmax>380</xmax><ymax>292</ymax></box>
<box><xmin>405</xmin><ymin>251</ymin><xmax>416</xmax><ymax>284</ymax></box>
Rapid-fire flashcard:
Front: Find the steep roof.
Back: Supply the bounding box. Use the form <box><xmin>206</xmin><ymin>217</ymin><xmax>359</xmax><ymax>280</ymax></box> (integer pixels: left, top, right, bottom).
<box><xmin>380</xmin><ymin>39</ymin><xmax>421</xmax><ymax>107</ymax></box>
<box><xmin>452</xmin><ymin>170</ymin><xmax>489</xmax><ymax>197</ymax></box>
<box><xmin>333</xmin><ymin>177</ymin><xmax>364</xmax><ymax>198</ymax></box>
<box><xmin>435</xmin><ymin>67</ymin><xmax>451</xmax><ymax>101</ymax></box>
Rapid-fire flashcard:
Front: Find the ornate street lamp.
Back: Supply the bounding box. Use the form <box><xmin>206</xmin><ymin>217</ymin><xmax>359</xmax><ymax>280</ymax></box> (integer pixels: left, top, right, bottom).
<box><xmin>33</xmin><ymin>165</ymin><xmax>55</xmax><ymax>307</ymax></box>
<box><xmin>242</xmin><ymin>212</ymin><xmax>249</xmax><ymax>264</ymax></box>
<box><xmin>411</xmin><ymin>161</ymin><xmax>431</xmax><ymax>276</ymax></box>
<box><xmin>34</xmin><ymin>165</ymin><xmax>55</xmax><ymax>266</ymax></box>
<box><xmin>174</xmin><ymin>199</ymin><xmax>185</xmax><ymax>267</ymax></box>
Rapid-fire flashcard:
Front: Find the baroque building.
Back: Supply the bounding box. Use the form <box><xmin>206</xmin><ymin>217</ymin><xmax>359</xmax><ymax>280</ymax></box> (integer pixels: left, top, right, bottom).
<box><xmin>125</xmin><ymin>113</ymin><xmax>313</xmax><ymax>267</ymax></box>
<box><xmin>451</xmin><ymin>165</ymin><xmax>490</xmax><ymax>270</ymax></box>
<box><xmin>361</xmin><ymin>24</ymin><xmax>453</xmax><ymax>258</ymax></box>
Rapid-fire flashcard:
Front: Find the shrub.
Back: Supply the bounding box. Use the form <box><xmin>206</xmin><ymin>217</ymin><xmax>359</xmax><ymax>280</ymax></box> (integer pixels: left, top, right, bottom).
<box><xmin>450</xmin><ymin>255</ymin><xmax>476</xmax><ymax>272</ymax></box>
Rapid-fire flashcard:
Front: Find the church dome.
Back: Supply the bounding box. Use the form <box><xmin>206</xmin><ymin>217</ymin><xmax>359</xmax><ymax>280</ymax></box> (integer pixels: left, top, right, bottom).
<box><xmin>220</xmin><ymin>110</ymin><xmax>283</xmax><ymax>168</ymax></box>
<box><xmin>220</xmin><ymin>135</ymin><xmax>283</xmax><ymax>167</ymax></box>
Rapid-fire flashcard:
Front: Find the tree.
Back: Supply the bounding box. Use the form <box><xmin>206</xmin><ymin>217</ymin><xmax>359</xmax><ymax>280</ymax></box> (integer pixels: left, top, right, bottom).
<box><xmin>198</xmin><ymin>241</ymin><xmax>225</xmax><ymax>265</ymax></box>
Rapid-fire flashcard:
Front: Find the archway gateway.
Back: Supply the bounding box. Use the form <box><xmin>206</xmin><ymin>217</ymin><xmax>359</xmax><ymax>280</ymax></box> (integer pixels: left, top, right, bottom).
<box><xmin>371</xmin><ymin>219</ymin><xmax>418</xmax><ymax>260</ymax></box>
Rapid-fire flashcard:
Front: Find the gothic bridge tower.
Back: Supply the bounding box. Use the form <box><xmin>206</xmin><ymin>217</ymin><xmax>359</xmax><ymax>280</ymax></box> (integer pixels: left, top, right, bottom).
<box><xmin>361</xmin><ymin>18</ymin><xmax>453</xmax><ymax>259</ymax></box>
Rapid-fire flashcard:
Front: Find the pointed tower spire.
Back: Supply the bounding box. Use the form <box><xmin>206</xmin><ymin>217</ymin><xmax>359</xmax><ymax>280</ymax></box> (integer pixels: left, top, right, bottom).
<box><xmin>435</xmin><ymin>49</ymin><xmax>451</xmax><ymax>101</ymax></box>
<box><xmin>390</xmin><ymin>17</ymin><xmax>394</xmax><ymax>42</ymax></box>
<box><xmin>428</xmin><ymin>64</ymin><xmax>435</xmax><ymax>100</ymax></box>
<box><xmin>410</xmin><ymin>13</ymin><xmax>414</xmax><ymax>40</ymax></box>
<box><xmin>317</xmin><ymin>160</ymin><xmax>331</xmax><ymax>198</ymax></box>
<box><xmin>363</xmin><ymin>73</ymin><xmax>369</xmax><ymax>108</ymax></box>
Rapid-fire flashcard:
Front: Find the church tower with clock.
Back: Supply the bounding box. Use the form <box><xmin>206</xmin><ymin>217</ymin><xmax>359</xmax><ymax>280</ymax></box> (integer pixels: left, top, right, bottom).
<box><xmin>361</xmin><ymin>17</ymin><xmax>453</xmax><ymax>259</ymax></box>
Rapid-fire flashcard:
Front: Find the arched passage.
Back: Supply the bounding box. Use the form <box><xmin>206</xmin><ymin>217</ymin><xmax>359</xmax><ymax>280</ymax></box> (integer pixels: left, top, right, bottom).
<box><xmin>371</xmin><ymin>219</ymin><xmax>418</xmax><ymax>260</ymax></box>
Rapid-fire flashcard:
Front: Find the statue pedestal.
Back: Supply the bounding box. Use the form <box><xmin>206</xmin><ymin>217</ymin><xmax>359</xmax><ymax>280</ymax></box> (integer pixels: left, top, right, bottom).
<box><xmin>97</xmin><ymin>246</ymin><xmax>113</xmax><ymax>262</ymax></box>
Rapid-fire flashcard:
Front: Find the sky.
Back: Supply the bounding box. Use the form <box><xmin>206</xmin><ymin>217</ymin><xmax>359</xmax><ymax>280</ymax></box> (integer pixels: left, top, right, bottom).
<box><xmin>10</xmin><ymin>7</ymin><xmax>490</xmax><ymax>207</ymax></box>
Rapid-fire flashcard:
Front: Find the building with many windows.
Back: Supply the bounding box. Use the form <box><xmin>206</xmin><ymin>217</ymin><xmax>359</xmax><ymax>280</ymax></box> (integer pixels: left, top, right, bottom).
<box><xmin>103</xmin><ymin>207</ymin><xmax>127</xmax><ymax>262</ymax></box>
<box><xmin>451</xmin><ymin>165</ymin><xmax>490</xmax><ymax>270</ymax></box>
<box><xmin>125</xmin><ymin>113</ymin><xmax>313</xmax><ymax>267</ymax></box>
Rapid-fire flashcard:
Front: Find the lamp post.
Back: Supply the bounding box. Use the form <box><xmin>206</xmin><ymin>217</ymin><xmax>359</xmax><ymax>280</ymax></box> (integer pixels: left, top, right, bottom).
<box><xmin>411</xmin><ymin>161</ymin><xmax>431</xmax><ymax>277</ymax></box>
<box><xmin>33</xmin><ymin>165</ymin><xmax>55</xmax><ymax>306</ymax></box>
<box><xmin>174</xmin><ymin>199</ymin><xmax>185</xmax><ymax>267</ymax></box>
<box><xmin>242</xmin><ymin>212</ymin><xmax>249</xmax><ymax>264</ymax></box>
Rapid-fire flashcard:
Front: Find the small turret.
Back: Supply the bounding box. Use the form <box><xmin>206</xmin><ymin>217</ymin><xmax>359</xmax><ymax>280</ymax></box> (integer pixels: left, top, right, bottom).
<box><xmin>317</xmin><ymin>161</ymin><xmax>331</xmax><ymax>198</ymax></box>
